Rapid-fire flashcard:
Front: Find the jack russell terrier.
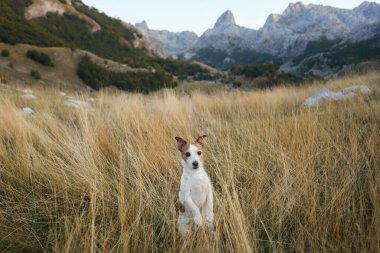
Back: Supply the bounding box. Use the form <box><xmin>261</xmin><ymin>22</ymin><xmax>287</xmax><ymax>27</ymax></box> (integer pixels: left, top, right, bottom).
<box><xmin>175</xmin><ymin>135</ymin><xmax>214</xmax><ymax>235</ymax></box>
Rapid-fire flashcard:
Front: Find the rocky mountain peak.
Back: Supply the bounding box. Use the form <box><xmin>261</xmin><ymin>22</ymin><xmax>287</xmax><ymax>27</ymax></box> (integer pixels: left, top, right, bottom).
<box><xmin>135</xmin><ymin>20</ymin><xmax>149</xmax><ymax>30</ymax></box>
<box><xmin>265</xmin><ymin>13</ymin><xmax>281</xmax><ymax>25</ymax></box>
<box><xmin>214</xmin><ymin>10</ymin><xmax>236</xmax><ymax>28</ymax></box>
<box><xmin>354</xmin><ymin>1</ymin><xmax>380</xmax><ymax>17</ymax></box>
<box><xmin>283</xmin><ymin>2</ymin><xmax>307</xmax><ymax>15</ymax></box>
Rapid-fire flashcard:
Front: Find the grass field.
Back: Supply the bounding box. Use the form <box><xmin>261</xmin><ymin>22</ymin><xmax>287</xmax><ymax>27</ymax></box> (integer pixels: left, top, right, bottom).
<box><xmin>0</xmin><ymin>72</ymin><xmax>379</xmax><ymax>252</ymax></box>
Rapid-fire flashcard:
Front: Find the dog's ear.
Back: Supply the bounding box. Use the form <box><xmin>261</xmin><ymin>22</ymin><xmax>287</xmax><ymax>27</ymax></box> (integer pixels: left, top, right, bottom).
<box><xmin>195</xmin><ymin>135</ymin><xmax>207</xmax><ymax>148</ymax></box>
<box><xmin>175</xmin><ymin>137</ymin><xmax>187</xmax><ymax>151</ymax></box>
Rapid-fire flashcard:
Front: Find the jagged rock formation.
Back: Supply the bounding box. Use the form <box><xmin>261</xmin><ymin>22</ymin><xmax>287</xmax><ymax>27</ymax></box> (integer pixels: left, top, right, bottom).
<box><xmin>140</xmin><ymin>2</ymin><xmax>380</xmax><ymax>60</ymax></box>
<box><xmin>135</xmin><ymin>21</ymin><xmax>198</xmax><ymax>56</ymax></box>
<box><xmin>195</xmin><ymin>10</ymin><xmax>258</xmax><ymax>52</ymax></box>
<box><xmin>256</xmin><ymin>1</ymin><xmax>380</xmax><ymax>57</ymax></box>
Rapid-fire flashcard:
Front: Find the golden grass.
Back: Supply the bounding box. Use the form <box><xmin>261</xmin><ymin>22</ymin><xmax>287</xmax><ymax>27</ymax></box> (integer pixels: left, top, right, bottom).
<box><xmin>0</xmin><ymin>72</ymin><xmax>379</xmax><ymax>252</ymax></box>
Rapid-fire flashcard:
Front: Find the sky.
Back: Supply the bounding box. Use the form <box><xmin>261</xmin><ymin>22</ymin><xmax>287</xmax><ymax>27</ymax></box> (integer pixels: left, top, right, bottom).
<box><xmin>82</xmin><ymin>1</ymin><xmax>380</xmax><ymax>35</ymax></box>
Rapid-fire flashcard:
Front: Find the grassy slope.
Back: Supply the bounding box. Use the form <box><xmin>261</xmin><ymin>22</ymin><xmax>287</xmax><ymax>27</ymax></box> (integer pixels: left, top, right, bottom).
<box><xmin>0</xmin><ymin>0</ymin><xmax>211</xmax><ymax>80</ymax></box>
<box><xmin>0</xmin><ymin>72</ymin><xmax>379</xmax><ymax>252</ymax></box>
<box><xmin>0</xmin><ymin>43</ymin><xmax>151</xmax><ymax>89</ymax></box>
<box><xmin>0</xmin><ymin>0</ymin><xmax>147</xmax><ymax>64</ymax></box>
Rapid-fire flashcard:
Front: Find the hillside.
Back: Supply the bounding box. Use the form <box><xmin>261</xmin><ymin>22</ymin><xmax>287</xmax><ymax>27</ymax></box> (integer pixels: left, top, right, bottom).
<box><xmin>0</xmin><ymin>0</ymin><xmax>214</xmax><ymax>91</ymax></box>
<box><xmin>0</xmin><ymin>0</ymin><xmax>148</xmax><ymax>64</ymax></box>
<box><xmin>0</xmin><ymin>43</ymin><xmax>159</xmax><ymax>89</ymax></box>
<box><xmin>285</xmin><ymin>33</ymin><xmax>380</xmax><ymax>77</ymax></box>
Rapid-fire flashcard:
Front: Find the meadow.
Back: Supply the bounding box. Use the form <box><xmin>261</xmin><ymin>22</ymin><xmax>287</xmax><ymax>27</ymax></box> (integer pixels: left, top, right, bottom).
<box><xmin>0</xmin><ymin>72</ymin><xmax>379</xmax><ymax>252</ymax></box>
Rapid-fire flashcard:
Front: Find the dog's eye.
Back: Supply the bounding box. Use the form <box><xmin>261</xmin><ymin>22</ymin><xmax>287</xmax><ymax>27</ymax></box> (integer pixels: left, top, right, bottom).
<box><xmin>197</xmin><ymin>151</ymin><xmax>202</xmax><ymax>156</ymax></box>
<box><xmin>185</xmin><ymin>152</ymin><xmax>191</xmax><ymax>157</ymax></box>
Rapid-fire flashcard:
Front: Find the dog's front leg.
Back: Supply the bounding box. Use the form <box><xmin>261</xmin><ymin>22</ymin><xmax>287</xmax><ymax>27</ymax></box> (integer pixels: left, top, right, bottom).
<box><xmin>204</xmin><ymin>186</ymin><xmax>214</xmax><ymax>229</ymax></box>
<box><xmin>184</xmin><ymin>195</ymin><xmax>203</xmax><ymax>226</ymax></box>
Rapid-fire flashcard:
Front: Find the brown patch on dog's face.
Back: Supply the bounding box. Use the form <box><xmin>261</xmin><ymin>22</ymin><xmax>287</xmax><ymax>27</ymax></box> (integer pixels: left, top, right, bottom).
<box><xmin>180</xmin><ymin>143</ymin><xmax>191</xmax><ymax>161</ymax></box>
<box><xmin>175</xmin><ymin>137</ymin><xmax>191</xmax><ymax>161</ymax></box>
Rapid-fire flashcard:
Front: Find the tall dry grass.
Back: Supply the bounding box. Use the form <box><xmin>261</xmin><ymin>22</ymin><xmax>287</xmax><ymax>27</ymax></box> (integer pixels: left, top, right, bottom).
<box><xmin>0</xmin><ymin>72</ymin><xmax>379</xmax><ymax>252</ymax></box>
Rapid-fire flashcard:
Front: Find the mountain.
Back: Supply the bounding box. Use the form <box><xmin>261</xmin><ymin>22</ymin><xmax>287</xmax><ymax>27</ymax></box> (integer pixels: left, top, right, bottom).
<box><xmin>0</xmin><ymin>0</ymin><xmax>213</xmax><ymax>91</ymax></box>
<box><xmin>199</xmin><ymin>2</ymin><xmax>380</xmax><ymax>58</ymax></box>
<box><xmin>256</xmin><ymin>1</ymin><xmax>380</xmax><ymax>57</ymax></box>
<box><xmin>194</xmin><ymin>10</ymin><xmax>258</xmax><ymax>52</ymax></box>
<box><xmin>139</xmin><ymin>1</ymin><xmax>380</xmax><ymax>74</ymax></box>
<box><xmin>135</xmin><ymin>21</ymin><xmax>198</xmax><ymax>56</ymax></box>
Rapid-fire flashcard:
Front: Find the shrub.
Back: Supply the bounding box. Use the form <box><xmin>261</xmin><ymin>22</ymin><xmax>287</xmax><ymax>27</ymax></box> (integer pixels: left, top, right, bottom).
<box><xmin>77</xmin><ymin>55</ymin><xmax>176</xmax><ymax>92</ymax></box>
<box><xmin>26</xmin><ymin>50</ymin><xmax>54</xmax><ymax>67</ymax></box>
<box><xmin>230</xmin><ymin>64</ymin><xmax>279</xmax><ymax>78</ymax></box>
<box><xmin>1</xmin><ymin>49</ymin><xmax>10</xmax><ymax>57</ymax></box>
<box><xmin>30</xmin><ymin>69</ymin><xmax>41</xmax><ymax>79</ymax></box>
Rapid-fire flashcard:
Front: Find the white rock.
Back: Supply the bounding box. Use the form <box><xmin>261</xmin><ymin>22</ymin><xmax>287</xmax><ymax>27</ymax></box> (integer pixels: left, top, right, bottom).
<box><xmin>340</xmin><ymin>85</ymin><xmax>371</xmax><ymax>94</ymax></box>
<box><xmin>21</xmin><ymin>94</ymin><xmax>36</xmax><ymax>100</ymax></box>
<box><xmin>17</xmin><ymin>88</ymin><xmax>33</xmax><ymax>94</ymax></box>
<box><xmin>304</xmin><ymin>88</ymin><xmax>352</xmax><ymax>107</ymax></box>
<box><xmin>60</xmin><ymin>92</ymin><xmax>66</xmax><ymax>96</ymax></box>
<box><xmin>304</xmin><ymin>85</ymin><xmax>371</xmax><ymax>107</ymax></box>
<box><xmin>64</xmin><ymin>98</ymin><xmax>90</xmax><ymax>108</ymax></box>
<box><xmin>20</xmin><ymin>107</ymin><xmax>34</xmax><ymax>115</ymax></box>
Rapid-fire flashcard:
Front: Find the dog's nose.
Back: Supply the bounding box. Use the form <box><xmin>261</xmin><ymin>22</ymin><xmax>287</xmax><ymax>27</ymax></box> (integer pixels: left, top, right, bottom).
<box><xmin>192</xmin><ymin>161</ymin><xmax>199</xmax><ymax>168</ymax></box>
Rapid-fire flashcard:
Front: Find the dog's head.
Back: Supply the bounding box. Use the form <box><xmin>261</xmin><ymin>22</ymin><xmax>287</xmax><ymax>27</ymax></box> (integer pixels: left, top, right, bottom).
<box><xmin>175</xmin><ymin>135</ymin><xmax>207</xmax><ymax>170</ymax></box>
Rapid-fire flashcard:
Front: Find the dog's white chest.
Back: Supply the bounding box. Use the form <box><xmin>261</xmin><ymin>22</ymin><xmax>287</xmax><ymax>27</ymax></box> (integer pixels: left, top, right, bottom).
<box><xmin>180</xmin><ymin>171</ymin><xmax>210</xmax><ymax>208</ymax></box>
<box><xmin>189</xmin><ymin>174</ymin><xmax>209</xmax><ymax>207</ymax></box>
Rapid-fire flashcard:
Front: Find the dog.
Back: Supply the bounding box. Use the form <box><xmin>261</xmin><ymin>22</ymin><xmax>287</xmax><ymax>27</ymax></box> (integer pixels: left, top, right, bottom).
<box><xmin>175</xmin><ymin>135</ymin><xmax>214</xmax><ymax>235</ymax></box>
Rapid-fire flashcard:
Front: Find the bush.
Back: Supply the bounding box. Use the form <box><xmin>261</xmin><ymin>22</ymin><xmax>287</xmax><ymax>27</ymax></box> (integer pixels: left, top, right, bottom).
<box><xmin>30</xmin><ymin>69</ymin><xmax>41</xmax><ymax>79</ymax></box>
<box><xmin>1</xmin><ymin>49</ymin><xmax>10</xmax><ymax>57</ymax></box>
<box><xmin>230</xmin><ymin>64</ymin><xmax>278</xmax><ymax>78</ymax></box>
<box><xmin>77</xmin><ymin>55</ymin><xmax>176</xmax><ymax>93</ymax></box>
<box><xmin>26</xmin><ymin>50</ymin><xmax>54</xmax><ymax>67</ymax></box>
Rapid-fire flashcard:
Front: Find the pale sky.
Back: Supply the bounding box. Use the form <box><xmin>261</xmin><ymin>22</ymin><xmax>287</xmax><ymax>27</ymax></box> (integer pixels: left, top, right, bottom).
<box><xmin>82</xmin><ymin>1</ymin><xmax>380</xmax><ymax>35</ymax></box>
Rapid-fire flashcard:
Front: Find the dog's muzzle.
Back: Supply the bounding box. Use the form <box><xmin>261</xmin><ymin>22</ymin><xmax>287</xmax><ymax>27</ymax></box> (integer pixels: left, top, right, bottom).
<box><xmin>192</xmin><ymin>161</ymin><xmax>199</xmax><ymax>169</ymax></box>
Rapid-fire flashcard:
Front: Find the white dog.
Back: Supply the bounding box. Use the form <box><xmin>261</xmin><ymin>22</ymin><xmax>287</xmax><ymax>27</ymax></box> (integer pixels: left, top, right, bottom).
<box><xmin>175</xmin><ymin>135</ymin><xmax>214</xmax><ymax>235</ymax></box>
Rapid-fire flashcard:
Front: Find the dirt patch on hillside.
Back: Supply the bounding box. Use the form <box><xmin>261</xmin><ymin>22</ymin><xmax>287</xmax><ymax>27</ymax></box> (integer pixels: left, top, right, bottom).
<box><xmin>25</xmin><ymin>0</ymin><xmax>101</xmax><ymax>33</ymax></box>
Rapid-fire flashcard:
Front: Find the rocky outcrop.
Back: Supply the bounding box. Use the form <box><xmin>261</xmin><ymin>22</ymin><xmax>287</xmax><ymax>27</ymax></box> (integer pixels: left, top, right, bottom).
<box><xmin>304</xmin><ymin>85</ymin><xmax>371</xmax><ymax>106</ymax></box>
<box><xmin>195</xmin><ymin>10</ymin><xmax>258</xmax><ymax>52</ymax></box>
<box><xmin>214</xmin><ymin>10</ymin><xmax>236</xmax><ymax>28</ymax></box>
<box><xmin>135</xmin><ymin>21</ymin><xmax>198</xmax><ymax>56</ymax></box>
<box><xmin>25</xmin><ymin>0</ymin><xmax>101</xmax><ymax>33</ymax></box>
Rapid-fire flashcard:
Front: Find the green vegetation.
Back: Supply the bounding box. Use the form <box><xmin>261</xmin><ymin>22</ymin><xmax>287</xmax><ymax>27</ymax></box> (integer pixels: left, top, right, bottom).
<box><xmin>77</xmin><ymin>56</ymin><xmax>176</xmax><ymax>92</ymax></box>
<box><xmin>230</xmin><ymin>64</ymin><xmax>303</xmax><ymax>88</ymax></box>
<box><xmin>147</xmin><ymin>57</ymin><xmax>210</xmax><ymax>80</ymax></box>
<box><xmin>231</xmin><ymin>64</ymin><xmax>278</xmax><ymax>78</ymax></box>
<box><xmin>0</xmin><ymin>0</ymin><xmax>62</xmax><ymax>46</ymax></box>
<box><xmin>191</xmin><ymin>47</ymin><xmax>277</xmax><ymax>69</ymax></box>
<box><xmin>0</xmin><ymin>0</ymin><xmax>212</xmax><ymax>82</ymax></box>
<box><xmin>191</xmin><ymin>47</ymin><xmax>228</xmax><ymax>68</ymax></box>
<box><xmin>26</xmin><ymin>50</ymin><xmax>54</xmax><ymax>67</ymax></box>
<box><xmin>1</xmin><ymin>49</ymin><xmax>10</xmax><ymax>57</ymax></box>
<box><xmin>30</xmin><ymin>69</ymin><xmax>41</xmax><ymax>79</ymax></box>
<box><xmin>293</xmin><ymin>36</ymin><xmax>341</xmax><ymax>65</ymax></box>
<box><xmin>329</xmin><ymin>34</ymin><xmax>380</xmax><ymax>66</ymax></box>
<box><xmin>294</xmin><ymin>34</ymin><xmax>380</xmax><ymax>71</ymax></box>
